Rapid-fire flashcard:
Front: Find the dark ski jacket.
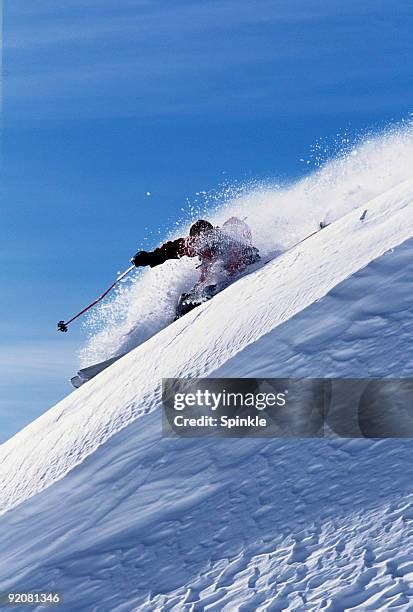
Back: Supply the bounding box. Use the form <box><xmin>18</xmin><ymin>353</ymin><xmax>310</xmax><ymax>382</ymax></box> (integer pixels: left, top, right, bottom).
<box><xmin>142</xmin><ymin>228</ymin><xmax>260</xmax><ymax>279</ymax></box>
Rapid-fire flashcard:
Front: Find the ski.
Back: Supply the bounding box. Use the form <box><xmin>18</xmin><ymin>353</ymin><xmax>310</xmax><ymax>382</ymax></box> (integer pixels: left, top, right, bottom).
<box><xmin>71</xmin><ymin>353</ymin><xmax>127</xmax><ymax>388</ymax></box>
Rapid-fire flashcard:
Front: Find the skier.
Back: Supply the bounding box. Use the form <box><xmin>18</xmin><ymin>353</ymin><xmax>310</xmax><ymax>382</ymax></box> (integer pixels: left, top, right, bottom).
<box><xmin>132</xmin><ymin>217</ymin><xmax>260</xmax><ymax>318</ymax></box>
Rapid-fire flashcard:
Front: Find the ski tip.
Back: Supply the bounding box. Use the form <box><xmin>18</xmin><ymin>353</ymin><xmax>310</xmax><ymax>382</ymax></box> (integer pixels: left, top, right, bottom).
<box><xmin>359</xmin><ymin>209</ymin><xmax>368</xmax><ymax>221</ymax></box>
<box><xmin>70</xmin><ymin>375</ymin><xmax>84</xmax><ymax>389</ymax></box>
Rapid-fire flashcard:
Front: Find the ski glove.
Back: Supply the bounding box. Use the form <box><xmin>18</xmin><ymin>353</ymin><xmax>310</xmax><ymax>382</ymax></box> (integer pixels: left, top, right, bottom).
<box><xmin>131</xmin><ymin>250</ymin><xmax>154</xmax><ymax>267</ymax></box>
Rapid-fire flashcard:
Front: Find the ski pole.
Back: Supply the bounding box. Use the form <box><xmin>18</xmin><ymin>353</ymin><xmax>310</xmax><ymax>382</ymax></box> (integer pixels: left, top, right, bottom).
<box><xmin>293</xmin><ymin>221</ymin><xmax>329</xmax><ymax>248</ymax></box>
<box><xmin>57</xmin><ymin>264</ymin><xmax>135</xmax><ymax>332</ymax></box>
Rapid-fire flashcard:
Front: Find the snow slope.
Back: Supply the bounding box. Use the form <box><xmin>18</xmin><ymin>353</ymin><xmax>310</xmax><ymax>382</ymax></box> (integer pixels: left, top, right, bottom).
<box><xmin>1</xmin><ymin>178</ymin><xmax>412</xmax><ymax>517</ymax></box>
<box><xmin>0</xmin><ymin>173</ymin><xmax>412</xmax><ymax>609</ymax></box>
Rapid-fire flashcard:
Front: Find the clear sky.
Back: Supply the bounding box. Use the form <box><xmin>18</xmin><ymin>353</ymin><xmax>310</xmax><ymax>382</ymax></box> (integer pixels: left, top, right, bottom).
<box><xmin>2</xmin><ymin>0</ymin><xmax>413</xmax><ymax>442</ymax></box>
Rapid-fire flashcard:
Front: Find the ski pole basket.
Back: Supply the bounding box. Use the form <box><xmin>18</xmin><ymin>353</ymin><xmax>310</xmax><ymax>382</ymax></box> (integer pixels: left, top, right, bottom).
<box><xmin>57</xmin><ymin>320</ymin><xmax>69</xmax><ymax>333</ymax></box>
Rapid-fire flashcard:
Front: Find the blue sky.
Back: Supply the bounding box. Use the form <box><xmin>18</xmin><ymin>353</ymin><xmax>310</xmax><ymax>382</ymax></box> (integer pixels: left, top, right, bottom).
<box><xmin>2</xmin><ymin>0</ymin><xmax>413</xmax><ymax>442</ymax></box>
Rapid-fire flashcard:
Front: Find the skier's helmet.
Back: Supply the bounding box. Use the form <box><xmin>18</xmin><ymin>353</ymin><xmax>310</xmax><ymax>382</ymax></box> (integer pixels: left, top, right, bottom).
<box><xmin>189</xmin><ymin>219</ymin><xmax>214</xmax><ymax>237</ymax></box>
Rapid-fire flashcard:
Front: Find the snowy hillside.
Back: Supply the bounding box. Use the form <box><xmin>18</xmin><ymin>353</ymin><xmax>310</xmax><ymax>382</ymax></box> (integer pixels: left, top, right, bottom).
<box><xmin>1</xmin><ymin>178</ymin><xmax>412</xmax><ymax>515</ymax></box>
<box><xmin>0</xmin><ymin>128</ymin><xmax>412</xmax><ymax>610</ymax></box>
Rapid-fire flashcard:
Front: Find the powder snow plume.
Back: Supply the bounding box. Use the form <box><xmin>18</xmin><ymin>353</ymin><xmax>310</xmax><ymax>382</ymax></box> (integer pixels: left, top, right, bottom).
<box><xmin>79</xmin><ymin>122</ymin><xmax>413</xmax><ymax>367</ymax></box>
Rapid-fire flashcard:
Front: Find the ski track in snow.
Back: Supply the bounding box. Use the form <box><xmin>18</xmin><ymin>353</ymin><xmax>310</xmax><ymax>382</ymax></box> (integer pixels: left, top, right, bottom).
<box><xmin>0</xmin><ymin>129</ymin><xmax>412</xmax><ymax>610</ymax></box>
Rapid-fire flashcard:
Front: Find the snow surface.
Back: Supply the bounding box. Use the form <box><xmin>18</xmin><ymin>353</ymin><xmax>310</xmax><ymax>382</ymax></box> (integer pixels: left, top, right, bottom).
<box><xmin>0</xmin><ymin>129</ymin><xmax>412</xmax><ymax>610</ymax></box>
